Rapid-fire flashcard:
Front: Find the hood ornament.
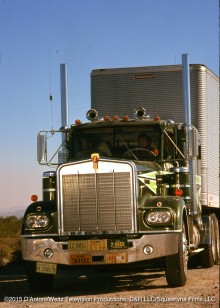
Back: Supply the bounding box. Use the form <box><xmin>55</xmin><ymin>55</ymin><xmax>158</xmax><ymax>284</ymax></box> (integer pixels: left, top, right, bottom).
<box><xmin>91</xmin><ymin>153</ymin><xmax>100</xmax><ymax>170</ymax></box>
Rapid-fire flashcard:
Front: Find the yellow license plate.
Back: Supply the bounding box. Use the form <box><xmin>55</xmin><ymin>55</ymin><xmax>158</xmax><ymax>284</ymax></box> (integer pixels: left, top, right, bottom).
<box><xmin>68</xmin><ymin>239</ymin><xmax>107</xmax><ymax>251</ymax></box>
<box><xmin>36</xmin><ymin>262</ymin><xmax>57</xmax><ymax>274</ymax></box>
<box><xmin>90</xmin><ymin>239</ymin><xmax>107</xmax><ymax>250</ymax></box>
<box><xmin>70</xmin><ymin>254</ymin><xmax>91</xmax><ymax>265</ymax></box>
<box><xmin>107</xmin><ymin>239</ymin><xmax>128</xmax><ymax>249</ymax></box>
<box><xmin>106</xmin><ymin>253</ymin><xmax>127</xmax><ymax>264</ymax></box>
<box><xmin>68</xmin><ymin>240</ymin><xmax>88</xmax><ymax>251</ymax></box>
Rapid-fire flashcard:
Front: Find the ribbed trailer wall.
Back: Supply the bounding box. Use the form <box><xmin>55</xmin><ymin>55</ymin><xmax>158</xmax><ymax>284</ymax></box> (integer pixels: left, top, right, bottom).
<box><xmin>91</xmin><ymin>64</ymin><xmax>219</xmax><ymax>207</ymax></box>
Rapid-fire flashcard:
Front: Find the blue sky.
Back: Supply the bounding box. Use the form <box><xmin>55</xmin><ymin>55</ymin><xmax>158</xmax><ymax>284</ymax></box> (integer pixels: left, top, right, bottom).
<box><xmin>0</xmin><ymin>0</ymin><xmax>219</xmax><ymax>213</ymax></box>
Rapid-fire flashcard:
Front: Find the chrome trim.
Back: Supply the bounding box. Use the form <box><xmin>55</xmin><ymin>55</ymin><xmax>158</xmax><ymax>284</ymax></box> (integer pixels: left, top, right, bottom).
<box><xmin>21</xmin><ymin>233</ymin><xmax>178</xmax><ymax>265</ymax></box>
<box><xmin>57</xmin><ymin>159</ymin><xmax>138</xmax><ymax>236</ymax></box>
<box><xmin>21</xmin><ymin>233</ymin><xmax>58</xmax><ymax>238</ymax></box>
<box><xmin>138</xmin><ymin>229</ymin><xmax>182</xmax><ymax>234</ymax></box>
<box><xmin>86</xmin><ymin>109</ymin><xmax>98</xmax><ymax>121</ymax></box>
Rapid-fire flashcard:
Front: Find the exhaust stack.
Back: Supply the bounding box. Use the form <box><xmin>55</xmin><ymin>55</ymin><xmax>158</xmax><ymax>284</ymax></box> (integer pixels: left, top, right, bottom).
<box><xmin>60</xmin><ymin>63</ymin><xmax>69</xmax><ymax>130</ymax></box>
<box><xmin>182</xmin><ymin>54</ymin><xmax>193</xmax><ymax>160</ymax></box>
<box><xmin>182</xmin><ymin>54</ymin><xmax>191</xmax><ymax>127</ymax></box>
<box><xmin>59</xmin><ymin>64</ymin><xmax>69</xmax><ymax>163</ymax></box>
<box><xmin>182</xmin><ymin>54</ymin><xmax>201</xmax><ymax>215</ymax></box>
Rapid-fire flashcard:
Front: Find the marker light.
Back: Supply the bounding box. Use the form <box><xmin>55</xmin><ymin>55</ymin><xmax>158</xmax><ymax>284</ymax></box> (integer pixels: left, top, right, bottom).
<box><xmin>75</xmin><ymin>119</ymin><xmax>81</xmax><ymax>125</ymax></box>
<box><xmin>104</xmin><ymin>115</ymin><xmax>111</xmax><ymax>122</ymax></box>
<box><xmin>154</xmin><ymin>115</ymin><xmax>160</xmax><ymax>121</ymax></box>
<box><xmin>122</xmin><ymin>115</ymin><xmax>129</xmax><ymax>121</ymax></box>
<box><xmin>31</xmin><ymin>195</ymin><xmax>38</xmax><ymax>202</ymax></box>
<box><xmin>175</xmin><ymin>189</ymin><xmax>183</xmax><ymax>196</ymax></box>
<box><xmin>113</xmin><ymin>115</ymin><xmax>119</xmax><ymax>121</ymax></box>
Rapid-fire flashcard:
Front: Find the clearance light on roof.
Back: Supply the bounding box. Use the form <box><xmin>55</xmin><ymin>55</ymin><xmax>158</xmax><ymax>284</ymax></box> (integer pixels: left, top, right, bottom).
<box><xmin>122</xmin><ymin>115</ymin><xmax>129</xmax><ymax>121</ymax></box>
<box><xmin>154</xmin><ymin>115</ymin><xmax>160</xmax><ymax>121</ymax></box>
<box><xmin>113</xmin><ymin>115</ymin><xmax>119</xmax><ymax>121</ymax></box>
<box><xmin>104</xmin><ymin>115</ymin><xmax>111</xmax><ymax>122</ymax></box>
<box><xmin>75</xmin><ymin>119</ymin><xmax>81</xmax><ymax>125</ymax></box>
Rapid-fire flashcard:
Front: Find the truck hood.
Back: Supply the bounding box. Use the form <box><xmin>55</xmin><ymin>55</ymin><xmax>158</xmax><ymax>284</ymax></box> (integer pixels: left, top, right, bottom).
<box><xmin>134</xmin><ymin>161</ymin><xmax>161</xmax><ymax>173</ymax></box>
<box><xmin>134</xmin><ymin>161</ymin><xmax>161</xmax><ymax>196</ymax></box>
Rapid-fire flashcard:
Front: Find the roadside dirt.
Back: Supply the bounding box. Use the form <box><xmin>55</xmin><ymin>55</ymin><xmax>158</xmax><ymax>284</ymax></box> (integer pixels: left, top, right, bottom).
<box><xmin>0</xmin><ymin>263</ymin><xmax>219</xmax><ymax>308</ymax></box>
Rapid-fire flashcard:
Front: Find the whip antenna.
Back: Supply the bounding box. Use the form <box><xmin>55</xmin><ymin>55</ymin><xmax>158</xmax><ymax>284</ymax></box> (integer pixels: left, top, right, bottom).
<box><xmin>49</xmin><ymin>48</ymin><xmax>54</xmax><ymax>131</ymax></box>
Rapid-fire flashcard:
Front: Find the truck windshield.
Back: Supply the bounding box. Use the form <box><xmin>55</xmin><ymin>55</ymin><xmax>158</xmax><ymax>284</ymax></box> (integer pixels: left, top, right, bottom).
<box><xmin>69</xmin><ymin>126</ymin><xmax>161</xmax><ymax>161</ymax></box>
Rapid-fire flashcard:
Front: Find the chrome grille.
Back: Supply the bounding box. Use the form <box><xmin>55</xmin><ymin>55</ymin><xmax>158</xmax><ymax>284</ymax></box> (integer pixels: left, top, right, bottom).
<box><xmin>61</xmin><ymin>171</ymin><xmax>133</xmax><ymax>234</ymax></box>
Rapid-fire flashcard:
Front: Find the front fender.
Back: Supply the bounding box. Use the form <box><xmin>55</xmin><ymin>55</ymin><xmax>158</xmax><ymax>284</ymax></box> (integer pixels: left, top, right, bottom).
<box><xmin>21</xmin><ymin>200</ymin><xmax>58</xmax><ymax>236</ymax></box>
<box><xmin>138</xmin><ymin>195</ymin><xmax>187</xmax><ymax>232</ymax></box>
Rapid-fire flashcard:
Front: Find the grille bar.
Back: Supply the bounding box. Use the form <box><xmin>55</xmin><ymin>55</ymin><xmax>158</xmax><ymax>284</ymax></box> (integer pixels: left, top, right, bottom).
<box><xmin>60</xmin><ymin>170</ymin><xmax>134</xmax><ymax>234</ymax></box>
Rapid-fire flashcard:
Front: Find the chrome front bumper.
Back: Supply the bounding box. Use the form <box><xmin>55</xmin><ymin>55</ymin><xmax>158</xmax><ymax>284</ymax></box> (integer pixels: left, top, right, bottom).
<box><xmin>21</xmin><ymin>233</ymin><xmax>178</xmax><ymax>265</ymax></box>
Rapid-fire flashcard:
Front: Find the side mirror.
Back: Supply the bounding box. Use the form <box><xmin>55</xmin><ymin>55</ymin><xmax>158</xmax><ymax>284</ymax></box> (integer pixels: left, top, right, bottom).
<box><xmin>189</xmin><ymin>127</ymin><xmax>200</xmax><ymax>158</ymax></box>
<box><xmin>37</xmin><ymin>133</ymin><xmax>47</xmax><ymax>164</ymax></box>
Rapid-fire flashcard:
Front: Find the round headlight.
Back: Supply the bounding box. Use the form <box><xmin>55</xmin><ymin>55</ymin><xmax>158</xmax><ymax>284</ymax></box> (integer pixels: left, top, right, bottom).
<box><xmin>147</xmin><ymin>212</ymin><xmax>158</xmax><ymax>223</ymax></box>
<box><xmin>26</xmin><ymin>215</ymin><xmax>49</xmax><ymax>228</ymax></box>
<box><xmin>37</xmin><ymin>216</ymin><xmax>49</xmax><ymax>227</ymax></box>
<box><xmin>159</xmin><ymin>211</ymin><xmax>171</xmax><ymax>223</ymax></box>
<box><xmin>26</xmin><ymin>215</ymin><xmax>37</xmax><ymax>227</ymax></box>
<box><xmin>146</xmin><ymin>211</ymin><xmax>171</xmax><ymax>224</ymax></box>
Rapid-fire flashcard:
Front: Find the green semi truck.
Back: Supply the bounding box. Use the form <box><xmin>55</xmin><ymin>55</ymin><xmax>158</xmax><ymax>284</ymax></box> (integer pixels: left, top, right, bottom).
<box><xmin>21</xmin><ymin>55</ymin><xmax>219</xmax><ymax>292</ymax></box>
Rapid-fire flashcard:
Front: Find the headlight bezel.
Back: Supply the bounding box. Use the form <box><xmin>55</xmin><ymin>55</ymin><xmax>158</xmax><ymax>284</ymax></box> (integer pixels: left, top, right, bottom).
<box><xmin>25</xmin><ymin>214</ymin><xmax>50</xmax><ymax>229</ymax></box>
<box><xmin>144</xmin><ymin>209</ymin><xmax>173</xmax><ymax>226</ymax></box>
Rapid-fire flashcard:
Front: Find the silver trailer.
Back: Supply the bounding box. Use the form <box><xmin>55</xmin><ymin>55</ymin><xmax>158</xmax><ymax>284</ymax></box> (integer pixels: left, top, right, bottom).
<box><xmin>91</xmin><ymin>64</ymin><xmax>219</xmax><ymax>209</ymax></box>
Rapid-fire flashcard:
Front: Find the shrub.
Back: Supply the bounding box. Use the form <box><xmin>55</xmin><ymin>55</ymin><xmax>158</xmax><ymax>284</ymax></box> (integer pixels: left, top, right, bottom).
<box><xmin>0</xmin><ymin>216</ymin><xmax>22</xmax><ymax>266</ymax></box>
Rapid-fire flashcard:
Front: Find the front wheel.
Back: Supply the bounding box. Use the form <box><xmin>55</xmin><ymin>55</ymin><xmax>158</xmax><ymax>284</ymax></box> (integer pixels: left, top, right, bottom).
<box><xmin>165</xmin><ymin>224</ymin><xmax>188</xmax><ymax>287</ymax></box>
<box><xmin>26</xmin><ymin>261</ymin><xmax>54</xmax><ymax>293</ymax></box>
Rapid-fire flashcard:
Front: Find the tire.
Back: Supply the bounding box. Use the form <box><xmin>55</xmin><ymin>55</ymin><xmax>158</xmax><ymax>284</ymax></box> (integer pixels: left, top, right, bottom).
<box><xmin>165</xmin><ymin>223</ymin><xmax>188</xmax><ymax>287</ymax></box>
<box><xmin>200</xmin><ymin>214</ymin><xmax>219</xmax><ymax>267</ymax></box>
<box><xmin>188</xmin><ymin>254</ymin><xmax>201</xmax><ymax>269</ymax></box>
<box><xmin>26</xmin><ymin>261</ymin><xmax>54</xmax><ymax>293</ymax></box>
<box><xmin>214</xmin><ymin>215</ymin><xmax>220</xmax><ymax>265</ymax></box>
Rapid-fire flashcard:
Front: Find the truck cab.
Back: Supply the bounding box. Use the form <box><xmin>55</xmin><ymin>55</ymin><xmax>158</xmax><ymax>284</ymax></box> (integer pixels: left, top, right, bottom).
<box><xmin>21</xmin><ymin>107</ymin><xmax>219</xmax><ymax>293</ymax></box>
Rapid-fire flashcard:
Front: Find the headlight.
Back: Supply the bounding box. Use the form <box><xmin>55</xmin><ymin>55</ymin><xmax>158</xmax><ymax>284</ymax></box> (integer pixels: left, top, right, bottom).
<box><xmin>26</xmin><ymin>215</ymin><xmax>49</xmax><ymax>228</ymax></box>
<box><xmin>146</xmin><ymin>211</ymin><xmax>172</xmax><ymax>224</ymax></box>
